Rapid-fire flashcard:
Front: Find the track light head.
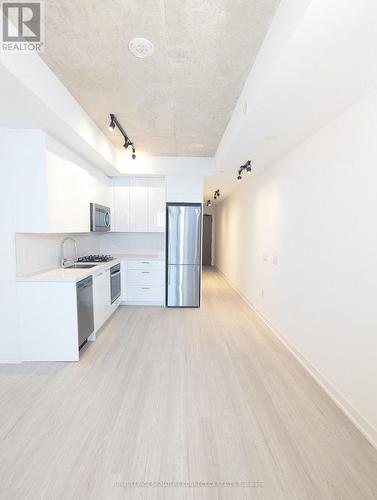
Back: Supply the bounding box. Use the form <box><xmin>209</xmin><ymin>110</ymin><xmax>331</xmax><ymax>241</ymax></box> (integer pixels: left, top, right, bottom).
<box><xmin>206</xmin><ymin>200</ymin><xmax>212</xmax><ymax>207</ymax></box>
<box><xmin>131</xmin><ymin>145</ymin><xmax>136</xmax><ymax>160</ymax></box>
<box><xmin>132</xmin><ymin>153</ymin><xmax>136</xmax><ymax>160</ymax></box>
<box><xmin>123</xmin><ymin>140</ymin><xmax>129</xmax><ymax>150</ymax></box>
<box><xmin>237</xmin><ymin>174</ymin><xmax>242</xmax><ymax>182</ymax></box>
<box><xmin>108</xmin><ymin>114</ymin><xmax>115</xmax><ymax>131</ymax></box>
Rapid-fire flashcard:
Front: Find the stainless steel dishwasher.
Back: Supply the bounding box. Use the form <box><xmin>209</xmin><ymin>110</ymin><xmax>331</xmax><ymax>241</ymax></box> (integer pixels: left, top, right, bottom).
<box><xmin>76</xmin><ymin>276</ymin><xmax>94</xmax><ymax>348</ymax></box>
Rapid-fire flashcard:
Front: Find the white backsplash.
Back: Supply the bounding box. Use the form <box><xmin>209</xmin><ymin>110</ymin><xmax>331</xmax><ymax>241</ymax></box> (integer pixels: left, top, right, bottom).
<box><xmin>99</xmin><ymin>232</ymin><xmax>164</xmax><ymax>256</ymax></box>
<box><xmin>15</xmin><ymin>232</ymin><xmax>165</xmax><ymax>276</ymax></box>
<box><xmin>15</xmin><ymin>233</ymin><xmax>99</xmax><ymax>276</ymax></box>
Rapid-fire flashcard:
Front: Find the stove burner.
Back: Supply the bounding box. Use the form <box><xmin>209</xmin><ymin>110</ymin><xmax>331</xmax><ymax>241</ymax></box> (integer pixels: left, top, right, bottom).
<box><xmin>78</xmin><ymin>255</ymin><xmax>114</xmax><ymax>263</ymax></box>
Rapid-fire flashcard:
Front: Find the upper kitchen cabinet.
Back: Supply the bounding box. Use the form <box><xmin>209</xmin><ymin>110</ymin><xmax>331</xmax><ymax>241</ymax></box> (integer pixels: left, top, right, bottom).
<box><xmin>148</xmin><ymin>178</ymin><xmax>165</xmax><ymax>232</ymax></box>
<box><xmin>13</xmin><ymin>132</ymin><xmax>112</xmax><ymax>233</ymax></box>
<box><xmin>130</xmin><ymin>178</ymin><xmax>148</xmax><ymax>232</ymax></box>
<box><xmin>112</xmin><ymin>178</ymin><xmax>130</xmax><ymax>232</ymax></box>
<box><xmin>113</xmin><ymin>177</ymin><xmax>166</xmax><ymax>233</ymax></box>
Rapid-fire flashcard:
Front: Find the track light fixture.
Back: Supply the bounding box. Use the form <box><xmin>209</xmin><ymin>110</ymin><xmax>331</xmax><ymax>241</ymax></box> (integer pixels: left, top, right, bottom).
<box><xmin>206</xmin><ymin>200</ymin><xmax>212</xmax><ymax>207</ymax></box>
<box><xmin>236</xmin><ymin>160</ymin><xmax>252</xmax><ymax>182</ymax></box>
<box><xmin>108</xmin><ymin>113</ymin><xmax>136</xmax><ymax>160</ymax></box>
<box><xmin>214</xmin><ymin>189</ymin><xmax>220</xmax><ymax>200</ymax></box>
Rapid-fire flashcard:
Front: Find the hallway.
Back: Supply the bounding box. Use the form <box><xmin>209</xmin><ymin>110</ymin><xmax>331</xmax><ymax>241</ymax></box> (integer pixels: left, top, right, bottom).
<box><xmin>0</xmin><ymin>269</ymin><xmax>376</xmax><ymax>499</ymax></box>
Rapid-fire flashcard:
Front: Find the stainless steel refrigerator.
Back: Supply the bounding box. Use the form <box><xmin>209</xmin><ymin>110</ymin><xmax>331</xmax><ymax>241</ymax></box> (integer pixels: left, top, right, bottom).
<box><xmin>166</xmin><ymin>203</ymin><xmax>202</xmax><ymax>307</ymax></box>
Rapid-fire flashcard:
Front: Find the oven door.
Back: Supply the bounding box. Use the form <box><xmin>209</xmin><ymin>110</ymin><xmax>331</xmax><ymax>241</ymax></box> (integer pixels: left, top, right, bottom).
<box><xmin>90</xmin><ymin>203</ymin><xmax>111</xmax><ymax>232</ymax></box>
<box><xmin>110</xmin><ymin>264</ymin><xmax>121</xmax><ymax>303</ymax></box>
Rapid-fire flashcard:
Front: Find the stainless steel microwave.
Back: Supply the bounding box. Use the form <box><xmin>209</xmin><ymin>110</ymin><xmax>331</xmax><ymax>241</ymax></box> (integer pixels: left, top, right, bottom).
<box><xmin>90</xmin><ymin>203</ymin><xmax>111</xmax><ymax>232</ymax></box>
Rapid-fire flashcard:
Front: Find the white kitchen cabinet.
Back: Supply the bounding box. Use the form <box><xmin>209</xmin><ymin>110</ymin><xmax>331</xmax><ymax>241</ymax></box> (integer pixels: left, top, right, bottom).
<box><xmin>123</xmin><ymin>258</ymin><xmax>165</xmax><ymax>306</ymax></box>
<box><xmin>13</xmin><ymin>133</ymin><xmax>112</xmax><ymax>233</ymax></box>
<box><xmin>130</xmin><ymin>178</ymin><xmax>148</xmax><ymax>232</ymax></box>
<box><xmin>93</xmin><ymin>268</ymin><xmax>111</xmax><ymax>332</ymax></box>
<box><xmin>148</xmin><ymin>178</ymin><xmax>165</xmax><ymax>232</ymax></box>
<box><xmin>127</xmin><ymin>285</ymin><xmax>165</xmax><ymax>302</ymax></box>
<box><xmin>113</xmin><ymin>178</ymin><xmax>130</xmax><ymax>232</ymax></box>
<box><xmin>113</xmin><ymin>177</ymin><xmax>166</xmax><ymax>233</ymax></box>
<box><xmin>121</xmin><ymin>260</ymin><xmax>128</xmax><ymax>301</ymax></box>
<box><xmin>128</xmin><ymin>269</ymin><xmax>165</xmax><ymax>286</ymax></box>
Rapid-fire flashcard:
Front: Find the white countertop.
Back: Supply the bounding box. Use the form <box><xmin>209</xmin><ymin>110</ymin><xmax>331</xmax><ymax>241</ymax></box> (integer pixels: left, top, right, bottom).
<box><xmin>16</xmin><ymin>253</ymin><xmax>165</xmax><ymax>283</ymax></box>
<box><xmin>16</xmin><ymin>258</ymin><xmax>121</xmax><ymax>283</ymax></box>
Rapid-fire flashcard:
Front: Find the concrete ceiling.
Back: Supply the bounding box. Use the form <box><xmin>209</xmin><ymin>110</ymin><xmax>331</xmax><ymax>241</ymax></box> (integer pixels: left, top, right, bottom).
<box><xmin>41</xmin><ymin>0</ymin><xmax>280</xmax><ymax>157</ymax></box>
<box><xmin>205</xmin><ymin>0</ymin><xmax>377</xmax><ymax>201</ymax></box>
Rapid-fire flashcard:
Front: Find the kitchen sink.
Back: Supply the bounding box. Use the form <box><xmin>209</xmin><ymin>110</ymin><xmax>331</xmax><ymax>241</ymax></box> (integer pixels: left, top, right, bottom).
<box><xmin>65</xmin><ymin>264</ymin><xmax>97</xmax><ymax>269</ymax></box>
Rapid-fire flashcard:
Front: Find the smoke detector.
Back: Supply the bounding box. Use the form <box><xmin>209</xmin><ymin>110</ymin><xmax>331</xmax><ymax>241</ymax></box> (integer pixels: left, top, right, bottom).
<box><xmin>129</xmin><ymin>38</ymin><xmax>155</xmax><ymax>58</ymax></box>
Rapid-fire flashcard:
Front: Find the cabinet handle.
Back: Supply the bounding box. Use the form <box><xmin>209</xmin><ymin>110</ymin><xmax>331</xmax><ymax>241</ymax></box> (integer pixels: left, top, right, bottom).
<box><xmin>142</xmin><ymin>287</ymin><xmax>150</xmax><ymax>290</ymax></box>
<box><xmin>142</xmin><ymin>272</ymin><xmax>150</xmax><ymax>274</ymax></box>
<box><xmin>141</xmin><ymin>261</ymin><xmax>150</xmax><ymax>264</ymax></box>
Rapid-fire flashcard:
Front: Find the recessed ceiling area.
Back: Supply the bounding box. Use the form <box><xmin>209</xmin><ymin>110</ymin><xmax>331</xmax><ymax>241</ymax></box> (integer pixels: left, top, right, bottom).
<box><xmin>41</xmin><ymin>0</ymin><xmax>280</xmax><ymax>157</ymax></box>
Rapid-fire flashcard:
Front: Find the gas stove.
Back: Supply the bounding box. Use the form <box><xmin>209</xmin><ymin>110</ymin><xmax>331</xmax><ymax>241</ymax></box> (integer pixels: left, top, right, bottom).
<box><xmin>77</xmin><ymin>255</ymin><xmax>114</xmax><ymax>263</ymax></box>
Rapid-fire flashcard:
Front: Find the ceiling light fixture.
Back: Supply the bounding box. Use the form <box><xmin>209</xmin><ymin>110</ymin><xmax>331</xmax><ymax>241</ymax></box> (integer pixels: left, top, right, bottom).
<box><xmin>109</xmin><ymin>113</ymin><xmax>136</xmax><ymax>160</ymax></box>
<box><xmin>214</xmin><ymin>189</ymin><xmax>220</xmax><ymax>200</ymax></box>
<box><xmin>236</xmin><ymin>160</ymin><xmax>252</xmax><ymax>182</ymax></box>
<box><xmin>129</xmin><ymin>37</ymin><xmax>155</xmax><ymax>59</ymax></box>
<box><xmin>206</xmin><ymin>200</ymin><xmax>212</xmax><ymax>207</ymax></box>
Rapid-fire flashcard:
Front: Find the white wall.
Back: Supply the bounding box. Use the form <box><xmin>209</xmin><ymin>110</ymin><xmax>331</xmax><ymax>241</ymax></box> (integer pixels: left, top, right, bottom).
<box><xmin>215</xmin><ymin>88</ymin><xmax>377</xmax><ymax>447</ymax></box>
<box><xmin>166</xmin><ymin>175</ymin><xmax>204</xmax><ymax>202</ymax></box>
<box><xmin>0</xmin><ymin>131</ymin><xmax>20</xmax><ymax>362</ymax></box>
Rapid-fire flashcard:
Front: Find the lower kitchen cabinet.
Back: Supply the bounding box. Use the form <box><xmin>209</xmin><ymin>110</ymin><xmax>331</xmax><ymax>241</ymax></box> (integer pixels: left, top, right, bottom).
<box><xmin>121</xmin><ymin>258</ymin><xmax>165</xmax><ymax>306</ymax></box>
<box><xmin>16</xmin><ymin>261</ymin><xmax>122</xmax><ymax>362</ymax></box>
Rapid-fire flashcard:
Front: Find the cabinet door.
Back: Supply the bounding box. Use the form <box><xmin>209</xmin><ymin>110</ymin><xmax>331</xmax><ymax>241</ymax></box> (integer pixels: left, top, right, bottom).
<box><xmin>130</xmin><ymin>178</ymin><xmax>148</xmax><ymax>232</ymax></box>
<box><xmin>121</xmin><ymin>260</ymin><xmax>128</xmax><ymax>301</ymax></box>
<box><xmin>148</xmin><ymin>178</ymin><xmax>165</xmax><ymax>232</ymax></box>
<box><xmin>113</xmin><ymin>179</ymin><xmax>130</xmax><ymax>232</ymax></box>
<box><xmin>93</xmin><ymin>269</ymin><xmax>111</xmax><ymax>331</ymax></box>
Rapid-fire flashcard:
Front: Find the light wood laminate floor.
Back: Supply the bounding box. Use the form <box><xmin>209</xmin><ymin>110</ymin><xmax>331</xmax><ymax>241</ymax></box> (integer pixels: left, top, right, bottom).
<box><xmin>1</xmin><ymin>268</ymin><xmax>377</xmax><ymax>499</ymax></box>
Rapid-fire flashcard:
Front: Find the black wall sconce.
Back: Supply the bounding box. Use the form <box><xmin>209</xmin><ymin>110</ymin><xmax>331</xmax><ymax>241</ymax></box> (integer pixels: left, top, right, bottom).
<box><xmin>109</xmin><ymin>113</ymin><xmax>136</xmax><ymax>160</ymax></box>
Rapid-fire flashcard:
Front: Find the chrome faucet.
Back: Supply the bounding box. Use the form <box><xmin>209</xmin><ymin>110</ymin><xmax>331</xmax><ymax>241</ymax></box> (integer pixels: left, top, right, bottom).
<box><xmin>61</xmin><ymin>237</ymin><xmax>78</xmax><ymax>268</ymax></box>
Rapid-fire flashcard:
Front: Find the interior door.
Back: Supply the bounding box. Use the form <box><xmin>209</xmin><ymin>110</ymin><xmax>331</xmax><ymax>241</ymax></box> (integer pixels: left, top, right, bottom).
<box><xmin>202</xmin><ymin>214</ymin><xmax>212</xmax><ymax>266</ymax></box>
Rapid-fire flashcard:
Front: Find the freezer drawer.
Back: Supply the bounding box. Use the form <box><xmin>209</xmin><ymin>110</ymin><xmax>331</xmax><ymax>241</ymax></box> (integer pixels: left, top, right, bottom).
<box><xmin>167</xmin><ymin>265</ymin><xmax>200</xmax><ymax>307</ymax></box>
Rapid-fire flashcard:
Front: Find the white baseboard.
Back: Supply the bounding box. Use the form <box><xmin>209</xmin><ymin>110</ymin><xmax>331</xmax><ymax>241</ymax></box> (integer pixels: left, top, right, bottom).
<box><xmin>215</xmin><ymin>267</ymin><xmax>377</xmax><ymax>451</ymax></box>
